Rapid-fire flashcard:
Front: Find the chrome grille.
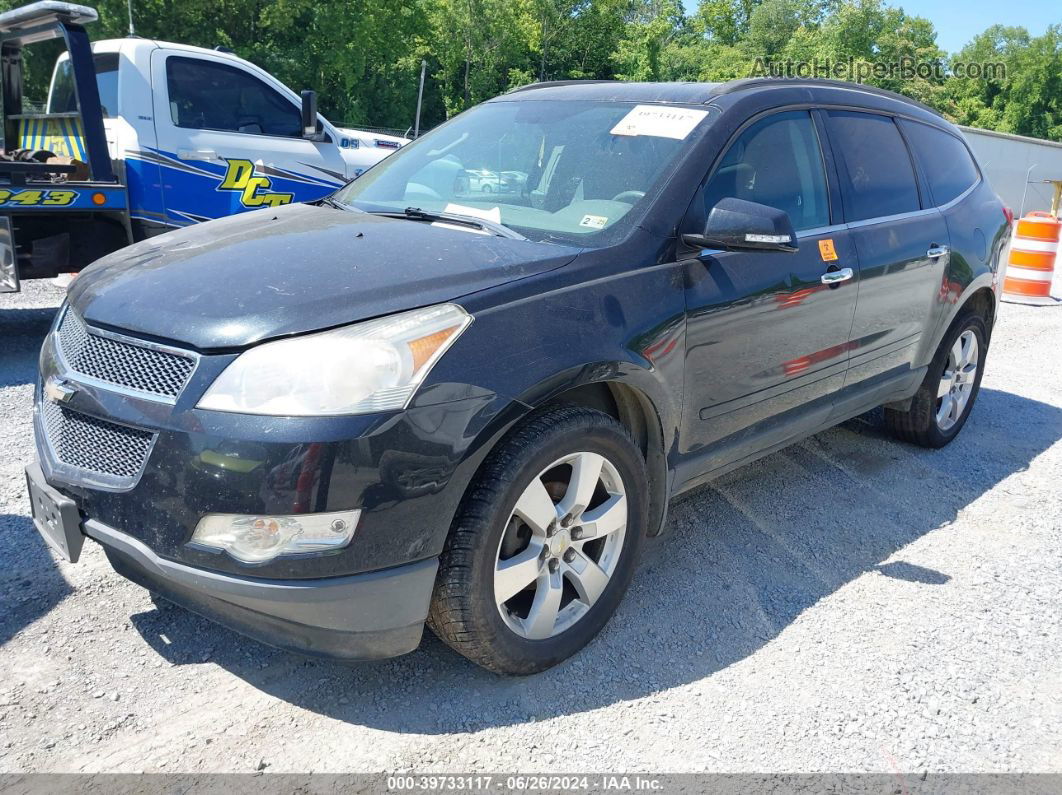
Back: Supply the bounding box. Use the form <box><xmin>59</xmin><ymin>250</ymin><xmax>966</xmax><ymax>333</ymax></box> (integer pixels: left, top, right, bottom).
<box><xmin>41</xmin><ymin>400</ymin><xmax>154</xmax><ymax>481</ymax></box>
<box><xmin>56</xmin><ymin>309</ymin><xmax>195</xmax><ymax>399</ymax></box>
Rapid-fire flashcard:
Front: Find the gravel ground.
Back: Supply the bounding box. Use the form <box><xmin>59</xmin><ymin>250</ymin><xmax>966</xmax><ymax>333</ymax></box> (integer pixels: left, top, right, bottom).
<box><xmin>0</xmin><ymin>280</ymin><xmax>1060</xmax><ymax>775</ymax></box>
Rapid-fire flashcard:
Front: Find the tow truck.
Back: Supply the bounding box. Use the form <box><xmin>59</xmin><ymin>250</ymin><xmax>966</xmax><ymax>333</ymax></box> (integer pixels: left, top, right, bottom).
<box><xmin>1</xmin><ymin>1</ymin><xmax>405</xmax><ymax>293</ymax></box>
<box><xmin>0</xmin><ymin>2</ymin><xmax>129</xmax><ymax>292</ymax></box>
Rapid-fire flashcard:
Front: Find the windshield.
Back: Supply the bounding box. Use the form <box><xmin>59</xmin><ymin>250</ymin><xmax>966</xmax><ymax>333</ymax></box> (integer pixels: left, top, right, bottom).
<box><xmin>334</xmin><ymin>100</ymin><xmax>708</xmax><ymax>245</ymax></box>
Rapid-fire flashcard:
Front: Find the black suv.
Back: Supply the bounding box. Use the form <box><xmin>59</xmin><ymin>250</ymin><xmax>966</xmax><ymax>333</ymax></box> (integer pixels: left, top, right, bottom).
<box><xmin>26</xmin><ymin>78</ymin><xmax>1009</xmax><ymax>674</ymax></box>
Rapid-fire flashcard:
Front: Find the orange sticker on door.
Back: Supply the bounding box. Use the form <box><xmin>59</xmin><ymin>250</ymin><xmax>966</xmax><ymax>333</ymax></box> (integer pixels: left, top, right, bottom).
<box><xmin>818</xmin><ymin>238</ymin><xmax>839</xmax><ymax>262</ymax></box>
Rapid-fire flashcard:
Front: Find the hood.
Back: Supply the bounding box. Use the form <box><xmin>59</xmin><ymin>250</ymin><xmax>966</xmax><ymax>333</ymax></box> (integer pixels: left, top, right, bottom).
<box><xmin>69</xmin><ymin>203</ymin><xmax>579</xmax><ymax>350</ymax></box>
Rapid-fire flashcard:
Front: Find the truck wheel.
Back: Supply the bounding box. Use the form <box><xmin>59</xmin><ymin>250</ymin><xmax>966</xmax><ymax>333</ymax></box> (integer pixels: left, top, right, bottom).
<box><xmin>428</xmin><ymin>406</ymin><xmax>647</xmax><ymax>675</ymax></box>
<box><xmin>884</xmin><ymin>312</ymin><xmax>987</xmax><ymax>448</ymax></box>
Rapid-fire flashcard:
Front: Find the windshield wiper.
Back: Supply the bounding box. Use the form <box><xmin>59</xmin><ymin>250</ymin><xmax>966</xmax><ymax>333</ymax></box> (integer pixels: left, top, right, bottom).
<box><xmin>318</xmin><ymin>195</ymin><xmax>356</xmax><ymax>211</ymax></box>
<box><xmin>373</xmin><ymin>206</ymin><xmax>527</xmax><ymax>241</ymax></box>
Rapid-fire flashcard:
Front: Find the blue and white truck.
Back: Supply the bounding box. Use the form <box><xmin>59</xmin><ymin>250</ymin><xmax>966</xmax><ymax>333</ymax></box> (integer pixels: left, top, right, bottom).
<box><xmin>1</xmin><ymin>1</ymin><xmax>404</xmax><ymax>293</ymax></box>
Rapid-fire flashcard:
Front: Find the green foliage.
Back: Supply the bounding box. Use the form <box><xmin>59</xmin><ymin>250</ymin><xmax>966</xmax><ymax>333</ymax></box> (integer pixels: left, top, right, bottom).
<box><xmin>944</xmin><ymin>24</ymin><xmax>1062</xmax><ymax>142</ymax></box>
<box><xmin>613</xmin><ymin>0</ymin><xmax>686</xmax><ymax>81</ymax></box>
<box><xmin>0</xmin><ymin>0</ymin><xmax>1058</xmax><ymax>140</ymax></box>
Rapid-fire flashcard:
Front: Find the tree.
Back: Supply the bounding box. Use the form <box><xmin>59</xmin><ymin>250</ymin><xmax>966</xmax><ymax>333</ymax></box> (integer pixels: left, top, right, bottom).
<box><xmin>946</xmin><ymin>24</ymin><xmax>1062</xmax><ymax>142</ymax></box>
<box><xmin>612</xmin><ymin>0</ymin><xmax>686</xmax><ymax>81</ymax></box>
<box><xmin>744</xmin><ymin>0</ymin><xmax>823</xmax><ymax>58</ymax></box>
<box><xmin>695</xmin><ymin>0</ymin><xmax>760</xmax><ymax>46</ymax></box>
<box><xmin>428</xmin><ymin>0</ymin><xmax>537</xmax><ymax>115</ymax></box>
<box><xmin>0</xmin><ymin>0</ymin><xmax>1057</xmax><ymax>140</ymax></box>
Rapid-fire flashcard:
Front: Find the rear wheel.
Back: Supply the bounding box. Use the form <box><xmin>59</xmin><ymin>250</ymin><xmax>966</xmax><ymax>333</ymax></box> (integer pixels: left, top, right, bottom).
<box><xmin>885</xmin><ymin>312</ymin><xmax>987</xmax><ymax>448</ymax></box>
<box><xmin>428</xmin><ymin>406</ymin><xmax>647</xmax><ymax>674</ymax></box>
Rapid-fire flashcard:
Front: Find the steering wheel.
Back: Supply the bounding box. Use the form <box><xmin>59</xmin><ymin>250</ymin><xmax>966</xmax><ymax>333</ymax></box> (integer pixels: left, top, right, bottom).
<box><xmin>611</xmin><ymin>190</ymin><xmax>645</xmax><ymax>204</ymax></box>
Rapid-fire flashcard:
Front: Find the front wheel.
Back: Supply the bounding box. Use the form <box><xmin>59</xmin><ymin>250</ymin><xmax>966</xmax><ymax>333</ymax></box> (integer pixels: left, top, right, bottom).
<box><xmin>428</xmin><ymin>406</ymin><xmax>647</xmax><ymax>674</ymax></box>
<box><xmin>885</xmin><ymin>312</ymin><xmax>988</xmax><ymax>448</ymax></box>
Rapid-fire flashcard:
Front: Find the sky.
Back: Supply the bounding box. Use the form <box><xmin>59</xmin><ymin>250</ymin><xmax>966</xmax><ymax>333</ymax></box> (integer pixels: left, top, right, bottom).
<box><xmin>680</xmin><ymin>0</ymin><xmax>1058</xmax><ymax>54</ymax></box>
<box><xmin>899</xmin><ymin>0</ymin><xmax>1057</xmax><ymax>53</ymax></box>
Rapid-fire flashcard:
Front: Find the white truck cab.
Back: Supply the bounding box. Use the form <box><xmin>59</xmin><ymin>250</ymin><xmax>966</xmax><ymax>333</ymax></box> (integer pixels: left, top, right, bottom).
<box><xmin>46</xmin><ymin>38</ymin><xmax>405</xmax><ymax>235</ymax></box>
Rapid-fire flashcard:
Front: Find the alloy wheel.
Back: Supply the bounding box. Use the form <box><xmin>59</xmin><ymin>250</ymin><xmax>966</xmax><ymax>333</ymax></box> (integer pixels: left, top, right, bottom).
<box><xmin>493</xmin><ymin>451</ymin><xmax>628</xmax><ymax>640</ymax></box>
<box><xmin>936</xmin><ymin>329</ymin><xmax>979</xmax><ymax>431</ymax></box>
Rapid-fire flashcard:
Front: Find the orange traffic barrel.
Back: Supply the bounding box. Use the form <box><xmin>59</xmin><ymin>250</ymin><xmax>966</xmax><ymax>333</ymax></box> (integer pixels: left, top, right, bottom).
<box><xmin>1002</xmin><ymin>211</ymin><xmax>1060</xmax><ymax>305</ymax></box>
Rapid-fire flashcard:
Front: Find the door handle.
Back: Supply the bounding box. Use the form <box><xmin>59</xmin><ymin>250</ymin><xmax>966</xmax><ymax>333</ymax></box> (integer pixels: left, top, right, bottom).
<box><xmin>927</xmin><ymin>244</ymin><xmax>950</xmax><ymax>258</ymax></box>
<box><xmin>177</xmin><ymin>149</ymin><xmax>218</xmax><ymax>161</ymax></box>
<box><xmin>821</xmin><ymin>267</ymin><xmax>854</xmax><ymax>285</ymax></box>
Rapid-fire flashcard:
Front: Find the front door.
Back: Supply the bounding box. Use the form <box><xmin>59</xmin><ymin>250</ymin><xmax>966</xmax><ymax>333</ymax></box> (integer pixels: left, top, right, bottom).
<box><xmin>679</xmin><ymin>110</ymin><xmax>858</xmax><ymax>478</ymax></box>
<box><xmin>149</xmin><ymin>50</ymin><xmax>347</xmax><ymax>227</ymax></box>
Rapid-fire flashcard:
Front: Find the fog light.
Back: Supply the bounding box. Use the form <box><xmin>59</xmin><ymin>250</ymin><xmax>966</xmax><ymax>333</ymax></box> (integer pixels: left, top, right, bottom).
<box><xmin>190</xmin><ymin>509</ymin><xmax>360</xmax><ymax>564</ymax></box>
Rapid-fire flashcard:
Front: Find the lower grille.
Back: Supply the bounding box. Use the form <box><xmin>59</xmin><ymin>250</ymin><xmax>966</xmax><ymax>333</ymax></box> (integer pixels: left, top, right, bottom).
<box><xmin>41</xmin><ymin>400</ymin><xmax>155</xmax><ymax>481</ymax></box>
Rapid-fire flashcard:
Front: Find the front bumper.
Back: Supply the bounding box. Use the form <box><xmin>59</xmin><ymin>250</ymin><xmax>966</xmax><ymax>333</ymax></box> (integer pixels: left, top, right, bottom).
<box><xmin>88</xmin><ymin>518</ymin><xmax>439</xmax><ymax>661</ymax></box>
<box><xmin>33</xmin><ymin>311</ymin><xmax>524</xmax><ymax>580</ymax></box>
<box><xmin>29</xmin><ymin>306</ymin><xmax>526</xmax><ymax>659</ymax></box>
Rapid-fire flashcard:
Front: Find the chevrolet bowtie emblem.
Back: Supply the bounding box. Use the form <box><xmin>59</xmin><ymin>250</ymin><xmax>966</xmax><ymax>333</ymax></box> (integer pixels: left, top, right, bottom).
<box><xmin>45</xmin><ymin>376</ymin><xmax>77</xmax><ymax>404</ymax></box>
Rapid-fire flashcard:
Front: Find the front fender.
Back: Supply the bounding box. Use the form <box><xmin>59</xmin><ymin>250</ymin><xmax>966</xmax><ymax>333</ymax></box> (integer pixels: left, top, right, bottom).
<box><xmin>421</xmin><ymin>255</ymin><xmax>689</xmax><ymax>535</ymax></box>
<box><xmin>425</xmin><ymin>255</ymin><xmax>688</xmax><ymax>458</ymax></box>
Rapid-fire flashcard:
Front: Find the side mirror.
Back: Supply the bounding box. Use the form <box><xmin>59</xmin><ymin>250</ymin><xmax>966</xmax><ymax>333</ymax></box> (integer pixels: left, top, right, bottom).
<box><xmin>683</xmin><ymin>197</ymin><xmax>798</xmax><ymax>253</ymax></box>
<box><xmin>300</xmin><ymin>89</ymin><xmax>318</xmax><ymax>138</ymax></box>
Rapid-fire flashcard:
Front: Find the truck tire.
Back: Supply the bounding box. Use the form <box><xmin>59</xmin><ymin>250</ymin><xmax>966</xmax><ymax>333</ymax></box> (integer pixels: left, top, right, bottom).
<box><xmin>885</xmin><ymin>311</ymin><xmax>988</xmax><ymax>448</ymax></box>
<box><xmin>428</xmin><ymin>405</ymin><xmax>647</xmax><ymax>675</ymax></box>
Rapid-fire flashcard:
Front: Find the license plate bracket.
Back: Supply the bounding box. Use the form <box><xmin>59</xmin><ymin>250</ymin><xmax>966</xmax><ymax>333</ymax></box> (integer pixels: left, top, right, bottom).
<box><xmin>25</xmin><ymin>463</ymin><xmax>84</xmax><ymax>563</ymax></box>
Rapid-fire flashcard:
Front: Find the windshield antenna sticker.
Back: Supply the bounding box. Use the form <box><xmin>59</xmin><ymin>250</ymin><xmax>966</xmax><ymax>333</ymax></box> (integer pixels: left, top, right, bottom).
<box><xmin>610</xmin><ymin>105</ymin><xmax>709</xmax><ymax>140</ymax></box>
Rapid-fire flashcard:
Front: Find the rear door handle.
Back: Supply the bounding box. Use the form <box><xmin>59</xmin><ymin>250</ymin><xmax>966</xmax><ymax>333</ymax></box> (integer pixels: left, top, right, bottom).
<box><xmin>927</xmin><ymin>244</ymin><xmax>950</xmax><ymax>258</ymax></box>
<box><xmin>821</xmin><ymin>267</ymin><xmax>854</xmax><ymax>285</ymax></box>
<box><xmin>177</xmin><ymin>149</ymin><xmax>217</xmax><ymax>161</ymax></box>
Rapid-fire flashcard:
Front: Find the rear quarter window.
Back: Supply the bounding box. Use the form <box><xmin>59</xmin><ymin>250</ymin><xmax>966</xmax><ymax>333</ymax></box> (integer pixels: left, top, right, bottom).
<box><xmin>47</xmin><ymin>53</ymin><xmax>120</xmax><ymax>118</ymax></box>
<box><xmin>826</xmin><ymin>110</ymin><xmax>921</xmax><ymax>222</ymax></box>
<box><xmin>900</xmin><ymin>120</ymin><xmax>980</xmax><ymax>206</ymax></box>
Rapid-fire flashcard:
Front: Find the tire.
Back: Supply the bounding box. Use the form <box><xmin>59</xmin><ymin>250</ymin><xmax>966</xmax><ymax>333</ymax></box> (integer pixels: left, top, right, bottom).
<box><xmin>884</xmin><ymin>311</ymin><xmax>988</xmax><ymax>448</ymax></box>
<box><xmin>428</xmin><ymin>405</ymin><xmax>648</xmax><ymax>675</ymax></box>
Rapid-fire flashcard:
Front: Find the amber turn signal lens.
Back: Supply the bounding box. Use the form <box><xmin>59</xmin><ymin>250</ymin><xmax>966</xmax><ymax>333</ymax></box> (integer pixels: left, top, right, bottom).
<box><xmin>408</xmin><ymin>325</ymin><xmax>460</xmax><ymax>371</ymax></box>
<box><xmin>91</xmin><ymin>192</ymin><xmax>106</xmax><ymax>205</ymax></box>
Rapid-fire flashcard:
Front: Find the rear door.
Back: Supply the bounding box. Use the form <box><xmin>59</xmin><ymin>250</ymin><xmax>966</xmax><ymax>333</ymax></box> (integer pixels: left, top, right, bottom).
<box><xmin>679</xmin><ymin>109</ymin><xmax>859</xmax><ymax>473</ymax></box>
<box><xmin>897</xmin><ymin>117</ymin><xmax>986</xmax><ymax>320</ymax></box>
<box><xmin>824</xmin><ymin>110</ymin><xmax>949</xmax><ymax>385</ymax></box>
<box><xmin>149</xmin><ymin>50</ymin><xmax>347</xmax><ymax>226</ymax></box>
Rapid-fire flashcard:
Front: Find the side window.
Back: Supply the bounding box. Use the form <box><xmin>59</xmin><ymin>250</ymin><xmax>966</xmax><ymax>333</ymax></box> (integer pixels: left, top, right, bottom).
<box><xmin>900</xmin><ymin>120</ymin><xmax>979</xmax><ymax>206</ymax></box>
<box><xmin>166</xmin><ymin>56</ymin><xmax>301</xmax><ymax>137</ymax></box>
<box><xmin>94</xmin><ymin>54</ymin><xmax>120</xmax><ymax>118</ymax></box>
<box><xmin>47</xmin><ymin>53</ymin><xmax>119</xmax><ymax>118</ymax></box>
<box><xmin>826</xmin><ymin>111</ymin><xmax>920</xmax><ymax>222</ymax></box>
<box><xmin>702</xmin><ymin>110</ymin><xmax>829</xmax><ymax>232</ymax></box>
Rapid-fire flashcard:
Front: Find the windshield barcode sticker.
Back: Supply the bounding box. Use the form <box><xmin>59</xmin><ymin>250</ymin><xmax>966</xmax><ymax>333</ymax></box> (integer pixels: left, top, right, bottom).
<box><xmin>610</xmin><ymin>105</ymin><xmax>709</xmax><ymax>140</ymax></box>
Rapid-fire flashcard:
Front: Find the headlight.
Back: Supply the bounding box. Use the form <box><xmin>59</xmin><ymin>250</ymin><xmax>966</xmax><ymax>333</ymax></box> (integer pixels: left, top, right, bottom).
<box><xmin>197</xmin><ymin>303</ymin><xmax>471</xmax><ymax>416</ymax></box>
<box><xmin>191</xmin><ymin>510</ymin><xmax>360</xmax><ymax>564</ymax></box>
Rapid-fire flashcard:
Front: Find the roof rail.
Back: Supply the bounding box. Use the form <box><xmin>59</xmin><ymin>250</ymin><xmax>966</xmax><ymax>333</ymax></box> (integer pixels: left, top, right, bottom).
<box><xmin>507</xmin><ymin>80</ymin><xmax>614</xmax><ymax>94</ymax></box>
<box><xmin>711</xmin><ymin>77</ymin><xmax>942</xmax><ymax>116</ymax></box>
